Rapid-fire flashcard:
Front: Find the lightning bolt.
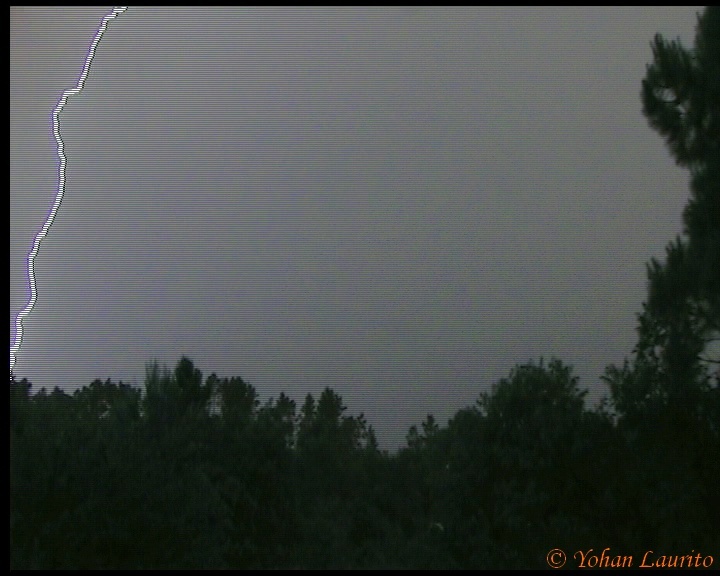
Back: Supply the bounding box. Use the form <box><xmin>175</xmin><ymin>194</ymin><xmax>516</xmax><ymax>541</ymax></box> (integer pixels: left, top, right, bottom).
<box><xmin>10</xmin><ymin>6</ymin><xmax>129</xmax><ymax>380</ymax></box>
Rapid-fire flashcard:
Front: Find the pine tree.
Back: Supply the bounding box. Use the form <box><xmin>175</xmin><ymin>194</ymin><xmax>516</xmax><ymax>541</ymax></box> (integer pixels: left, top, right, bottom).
<box><xmin>639</xmin><ymin>6</ymin><xmax>720</xmax><ymax>378</ymax></box>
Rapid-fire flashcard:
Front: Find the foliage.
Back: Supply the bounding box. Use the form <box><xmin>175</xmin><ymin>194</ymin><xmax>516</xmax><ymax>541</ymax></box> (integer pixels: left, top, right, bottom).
<box><xmin>639</xmin><ymin>5</ymin><xmax>720</xmax><ymax>375</ymax></box>
<box><xmin>9</xmin><ymin>7</ymin><xmax>718</xmax><ymax>569</ymax></box>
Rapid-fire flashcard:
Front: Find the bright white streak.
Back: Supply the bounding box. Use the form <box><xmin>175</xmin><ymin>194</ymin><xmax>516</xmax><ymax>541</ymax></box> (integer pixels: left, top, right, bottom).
<box><xmin>10</xmin><ymin>6</ymin><xmax>128</xmax><ymax>380</ymax></box>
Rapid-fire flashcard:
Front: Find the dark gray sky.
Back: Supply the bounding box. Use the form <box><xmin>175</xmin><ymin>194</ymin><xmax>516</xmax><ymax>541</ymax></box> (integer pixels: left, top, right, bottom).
<box><xmin>10</xmin><ymin>7</ymin><xmax>700</xmax><ymax>451</ymax></box>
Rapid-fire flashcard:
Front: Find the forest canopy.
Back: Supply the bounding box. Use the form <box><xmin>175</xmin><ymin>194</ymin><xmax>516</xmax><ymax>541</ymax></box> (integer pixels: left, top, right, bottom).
<box><xmin>9</xmin><ymin>6</ymin><xmax>719</xmax><ymax>569</ymax></box>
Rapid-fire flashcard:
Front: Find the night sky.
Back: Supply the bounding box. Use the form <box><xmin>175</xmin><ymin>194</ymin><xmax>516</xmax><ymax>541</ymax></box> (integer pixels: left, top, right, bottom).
<box><xmin>10</xmin><ymin>7</ymin><xmax>700</xmax><ymax>451</ymax></box>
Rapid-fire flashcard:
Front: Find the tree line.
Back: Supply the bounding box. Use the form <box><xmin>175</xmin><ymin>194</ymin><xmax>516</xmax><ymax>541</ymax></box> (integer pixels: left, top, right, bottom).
<box><xmin>9</xmin><ymin>7</ymin><xmax>719</xmax><ymax>569</ymax></box>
